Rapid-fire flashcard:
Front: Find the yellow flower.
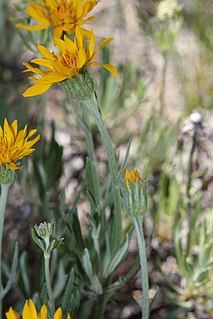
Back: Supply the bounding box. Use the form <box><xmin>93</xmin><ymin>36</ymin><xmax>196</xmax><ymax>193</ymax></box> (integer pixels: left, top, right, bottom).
<box><xmin>6</xmin><ymin>299</ymin><xmax>71</xmax><ymax>319</ymax></box>
<box><xmin>0</xmin><ymin>119</ymin><xmax>40</xmax><ymax>170</ymax></box>
<box><xmin>23</xmin><ymin>26</ymin><xmax>117</xmax><ymax>97</ymax></box>
<box><xmin>16</xmin><ymin>0</ymin><xmax>98</xmax><ymax>39</ymax></box>
<box><xmin>125</xmin><ymin>168</ymin><xmax>141</xmax><ymax>191</ymax></box>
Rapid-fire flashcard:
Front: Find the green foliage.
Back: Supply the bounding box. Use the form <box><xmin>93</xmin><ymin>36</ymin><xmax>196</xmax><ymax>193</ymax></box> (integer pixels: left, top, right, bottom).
<box><xmin>1</xmin><ymin>1</ymin><xmax>212</xmax><ymax>318</ymax></box>
<box><xmin>139</xmin><ymin>114</ymin><xmax>180</xmax><ymax>175</ymax></box>
<box><xmin>32</xmin><ymin>122</ymin><xmax>63</xmax><ymax>201</ymax></box>
<box><xmin>151</xmin><ymin>172</ymin><xmax>180</xmax><ymax>242</ymax></box>
<box><xmin>171</xmin><ymin>208</ymin><xmax>213</xmax><ymax>307</ymax></box>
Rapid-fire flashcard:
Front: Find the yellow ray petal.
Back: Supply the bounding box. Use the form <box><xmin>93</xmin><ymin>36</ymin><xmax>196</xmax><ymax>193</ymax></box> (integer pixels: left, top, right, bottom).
<box><xmin>22</xmin><ymin>300</ymin><xmax>38</xmax><ymax>319</ymax></box>
<box><xmin>6</xmin><ymin>307</ymin><xmax>20</xmax><ymax>319</ymax></box>
<box><xmin>23</xmin><ymin>82</ymin><xmax>53</xmax><ymax>97</ymax></box>
<box><xmin>88</xmin><ymin>30</ymin><xmax>95</xmax><ymax>58</ymax></box>
<box><xmin>89</xmin><ymin>62</ymin><xmax>118</xmax><ymax>77</ymax></box>
<box><xmin>54</xmin><ymin>37</ymin><xmax>68</xmax><ymax>53</ymax></box>
<box><xmin>0</xmin><ymin>126</ymin><xmax>3</xmax><ymax>138</ymax></box>
<box><xmin>78</xmin><ymin>48</ymin><xmax>86</xmax><ymax>69</ymax></box>
<box><xmin>53</xmin><ymin>26</ymin><xmax>63</xmax><ymax>40</ymax></box>
<box><xmin>10</xmin><ymin>120</ymin><xmax>18</xmax><ymax>137</ymax></box>
<box><xmin>40</xmin><ymin>305</ymin><xmax>48</xmax><ymax>319</ymax></box>
<box><xmin>64</xmin><ymin>35</ymin><xmax>77</xmax><ymax>52</ymax></box>
<box><xmin>8</xmin><ymin>162</ymin><xmax>22</xmax><ymax>170</ymax></box>
<box><xmin>54</xmin><ymin>308</ymin><xmax>63</xmax><ymax>319</ymax></box>
<box><xmin>28</xmin><ymin>129</ymin><xmax>38</xmax><ymax>138</ymax></box>
<box><xmin>38</xmin><ymin>45</ymin><xmax>54</xmax><ymax>60</ymax></box>
<box><xmin>41</xmin><ymin>72</ymin><xmax>68</xmax><ymax>83</ymax></box>
<box><xmin>4</xmin><ymin>119</ymin><xmax>13</xmax><ymax>141</ymax></box>
<box><xmin>75</xmin><ymin>26</ymin><xmax>84</xmax><ymax>48</ymax></box>
<box><xmin>23</xmin><ymin>134</ymin><xmax>40</xmax><ymax>149</ymax></box>
<box><xmin>23</xmin><ymin>62</ymin><xmax>44</xmax><ymax>75</ymax></box>
<box><xmin>26</xmin><ymin>6</ymin><xmax>50</xmax><ymax>24</ymax></box>
<box><xmin>31</xmin><ymin>58</ymin><xmax>52</xmax><ymax>69</ymax></box>
<box><xmin>16</xmin><ymin>23</ymin><xmax>48</xmax><ymax>31</ymax></box>
<box><xmin>83</xmin><ymin>0</ymin><xmax>97</xmax><ymax>15</ymax></box>
<box><xmin>99</xmin><ymin>37</ymin><xmax>113</xmax><ymax>50</ymax></box>
<box><xmin>102</xmin><ymin>63</ymin><xmax>118</xmax><ymax>77</ymax></box>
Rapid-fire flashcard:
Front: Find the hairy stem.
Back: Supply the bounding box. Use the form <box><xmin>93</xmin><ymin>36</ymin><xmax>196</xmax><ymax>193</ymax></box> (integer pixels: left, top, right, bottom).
<box><xmin>186</xmin><ymin>131</ymin><xmax>197</xmax><ymax>256</ymax></box>
<box><xmin>0</xmin><ymin>183</ymin><xmax>9</xmax><ymax>319</ymax></box>
<box><xmin>133</xmin><ymin>217</ymin><xmax>149</xmax><ymax>319</ymax></box>
<box><xmin>159</xmin><ymin>52</ymin><xmax>168</xmax><ymax>117</ymax></box>
<box><xmin>44</xmin><ymin>255</ymin><xmax>55</xmax><ymax>316</ymax></box>
<box><xmin>83</xmin><ymin>99</ymin><xmax>122</xmax><ymax>251</ymax></box>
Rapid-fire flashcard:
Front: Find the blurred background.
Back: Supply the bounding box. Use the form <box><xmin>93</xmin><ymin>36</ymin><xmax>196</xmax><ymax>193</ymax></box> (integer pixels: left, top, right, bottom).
<box><xmin>0</xmin><ymin>0</ymin><xmax>213</xmax><ymax>318</ymax></box>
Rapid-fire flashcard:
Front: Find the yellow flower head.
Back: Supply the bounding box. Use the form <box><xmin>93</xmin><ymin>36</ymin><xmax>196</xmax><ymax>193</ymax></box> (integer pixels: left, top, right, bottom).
<box><xmin>16</xmin><ymin>0</ymin><xmax>98</xmax><ymax>39</ymax></box>
<box><xmin>0</xmin><ymin>119</ymin><xmax>40</xmax><ymax>170</ymax></box>
<box><xmin>6</xmin><ymin>299</ymin><xmax>71</xmax><ymax>319</ymax></box>
<box><xmin>23</xmin><ymin>26</ymin><xmax>117</xmax><ymax>97</ymax></box>
<box><xmin>125</xmin><ymin>168</ymin><xmax>141</xmax><ymax>191</ymax></box>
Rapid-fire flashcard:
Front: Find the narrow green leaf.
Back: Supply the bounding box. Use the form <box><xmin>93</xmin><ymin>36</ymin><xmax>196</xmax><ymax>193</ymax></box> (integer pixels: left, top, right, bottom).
<box><xmin>0</xmin><ymin>242</ymin><xmax>18</xmax><ymax>299</ymax></box>
<box><xmin>103</xmin><ymin>235</ymin><xmax>130</xmax><ymax>278</ymax></box>
<box><xmin>62</xmin><ymin>268</ymin><xmax>75</xmax><ymax>314</ymax></box>
<box><xmin>82</xmin><ymin>248</ymin><xmax>93</xmax><ymax>279</ymax></box>
<box><xmin>19</xmin><ymin>251</ymin><xmax>31</xmax><ymax>296</ymax></box>
<box><xmin>117</xmin><ymin>136</ymin><xmax>133</xmax><ymax>184</ymax></box>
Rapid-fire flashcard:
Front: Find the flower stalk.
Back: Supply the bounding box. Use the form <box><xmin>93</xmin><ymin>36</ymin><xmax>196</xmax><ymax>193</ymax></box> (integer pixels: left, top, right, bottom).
<box><xmin>82</xmin><ymin>98</ymin><xmax>122</xmax><ymax>250</ymax></box>
<box><xmin>44</xmin><ymin>253</ymin><xmax>55</xmax><ymax>316</ymax></box>
<box><xmin>32</xmin><ymin>222</ymin><xmax>63</xmax><ymax>316</ymax></box>
<box><xmin>72</xmin><ymin>102</ymin><xmax>101</xmax><ymax>205</ymax></box>
<box><xmin>124</xmin><ymin>168</ymin><xmax>149</xmax><ymax>319</ymax></box>
<box><xmin>133</xmin><ymin>216</ymin><xmax>149</xmax><ymax>319</ymax></box>
<box><xmin>0</xmin><ymin>183</ymin><xmax>9</xmax><ymax>319</ymax></box>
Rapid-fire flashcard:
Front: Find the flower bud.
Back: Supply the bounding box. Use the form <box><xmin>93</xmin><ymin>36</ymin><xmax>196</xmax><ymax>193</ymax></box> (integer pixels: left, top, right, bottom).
<box><xmin>124</xmin><ymin>168</ymin><xmax>147</xmax><ymax>218</ymax></box>
<box><xmin>32</xmin><ymin>222</ymin><xmax>63</xmax><ymax>258</ymax></box>
<box><xmin>60</xmin><ymin>68</ymin><xmax>94</xmax><ymax>101</ymax></box>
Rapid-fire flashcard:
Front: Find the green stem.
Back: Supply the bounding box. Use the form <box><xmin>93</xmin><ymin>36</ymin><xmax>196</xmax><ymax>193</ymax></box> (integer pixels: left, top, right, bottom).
<box><xmin>133</xmin><ymin>217</ymin><xmax>149</xmax><ymax>319</ymax></box>
<box><xmin>82</xmin><ymin>99</ymin><xmax>122</xmax><ymax>251</ymax></box>
<box><xmin>44</xmin><ymin>255</ymin><xmax>55</xmax><ymax>316</ymax></box>
<box><xmin>95</xmin><ymin>293</ymin><xmax>108</xmax><ymax>319</ymax></box>
<box><xmin>186</xmin><ymin>131</ymin><xmax>197</xmax><ymax>256</ymax></box>
<box><xmin>79</xmin><ymin>104</ymin><xmax>101</xmax><ymax>205</ymax></box>
<box><xmin>0</xmin><ymin>183</ymin><xmax>9</xmax><ymax>319</ymax></box>
<box><xmin>159</xmin><ymin>52</ymin><xmax>168</xmax><ymax>117</ymax></box>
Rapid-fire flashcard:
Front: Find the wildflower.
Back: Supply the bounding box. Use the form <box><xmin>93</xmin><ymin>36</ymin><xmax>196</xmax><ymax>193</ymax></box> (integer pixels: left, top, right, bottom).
<box><xmin>0</xmin><ymin>119</ymin><xmax>40</xmax><ymax>171</ymax></box>
<box><xmin>23</xmin><ymin>26</ymin><xmax>117</xmax><ymax>97</ymax></box>
<box><xmin>6</xmin><ymin>299</ymin><xmax>70</xmax><ymax>319</ymax></box>
<box><xmin>16</xmin><ymin>0</ymin><xmax>98</xmax><ymax>39</ymax></box>
<box><xmin>124</xmin><ymin>168</ymin><xmax>147</xmax><ymax>217</ymax></box>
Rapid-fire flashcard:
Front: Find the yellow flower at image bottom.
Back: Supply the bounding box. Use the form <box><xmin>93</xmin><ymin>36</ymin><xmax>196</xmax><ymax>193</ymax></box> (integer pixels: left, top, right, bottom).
<box><xmin>23</xmin><ymin>26</ymin><xmax>117</xmax><ymax>97</ymax></box>
<box><xmin>6</xmin><ymin>299</ymin><xmax>70</xmax><ymax>319</ymax></box>
<box><xmin>16</xmin><ymin>0</ymin><xmax>98</xmax><ymax>39</ymax></box>
<box><xmin>0</xmin><ymin>119</ymin><xmax>40</xmax><ymax>170</ymax></box>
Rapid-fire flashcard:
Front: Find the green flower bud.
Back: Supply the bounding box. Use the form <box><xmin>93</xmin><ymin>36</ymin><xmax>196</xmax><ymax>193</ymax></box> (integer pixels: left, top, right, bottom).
<box><xmin>34</xmin><ymin>221</ymin><xmax>54</xmax><ymax>240</ymax></box>
<box><xmin>32</xmin><ymin>222</ymin><xmax>63</xmax><ymax>258</ymax></box>
<box><xmin>0</xmin><ymin>165</ymin><xmax>16</xmax><ymax>185</ymax></box>
<box><xmin>124</xmin><ymin>168</ymin><xmax>147</xmax><ymax>218</ymax></box>
<box><xmin>60</xmin><ymin>68</ymin><xmax>94</xmax><ymax>101</ymax></box>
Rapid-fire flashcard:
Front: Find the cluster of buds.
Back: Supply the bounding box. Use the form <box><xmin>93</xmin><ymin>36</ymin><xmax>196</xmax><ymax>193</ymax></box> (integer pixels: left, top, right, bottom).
<box><xmin>31</xmin><ymin>222</ymin><xmax>63</xmax><ymax>258</ymax></box>
<box><xmin>124</xmin><ymin>168</ymin><xmax>147</xmax><ymax>218</ymax></box>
